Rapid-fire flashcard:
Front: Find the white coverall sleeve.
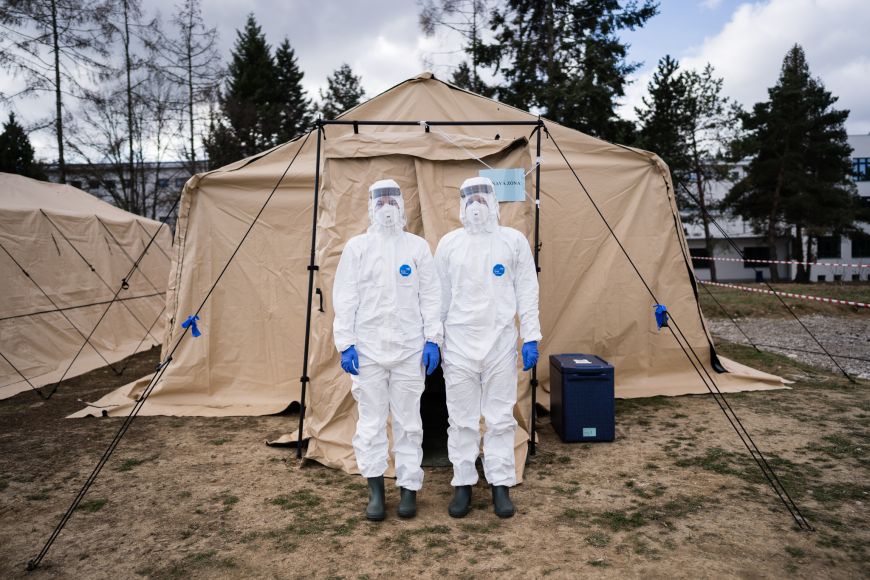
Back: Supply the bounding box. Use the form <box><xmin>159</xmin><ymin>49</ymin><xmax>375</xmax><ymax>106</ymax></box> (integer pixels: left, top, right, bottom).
<box><xmin>434</xmin><ymin>239</ymin><xmax>452</xmax><ymax>325</ymax></box>
<box><xmin>416</xmin><ymin>242</ymin><xmax>443</xmax><ymax>346</ymax></box>
<box><xmin>332</xmin><ymin>241</ymin><xmax>360</xmax><ymax>353</ymax></box>
<box><xmin>514</xmin><ymin>234</ymin><xmax>542</xmax><ymax>343</ymax></box>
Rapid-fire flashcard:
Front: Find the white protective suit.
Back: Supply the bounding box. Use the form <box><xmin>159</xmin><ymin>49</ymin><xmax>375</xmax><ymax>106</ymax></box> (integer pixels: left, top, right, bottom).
<box><xmin>434</xmin><ymin>176</ymin><xmax>542</xmax><ymax>487</ymax></box>
<box><xmin>332</xmin><ymin>179</ymin><xmax>442</xmax><ymax>490</ymax></box>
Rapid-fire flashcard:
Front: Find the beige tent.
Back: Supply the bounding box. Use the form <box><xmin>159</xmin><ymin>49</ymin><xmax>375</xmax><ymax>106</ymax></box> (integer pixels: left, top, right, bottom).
<box><xmin>72</xmin><ymin>73</ymin><xmax>784</xmax><ymax>480</ymax></box>
<box><xmin>0</xmin><ymin>173</ymin><xmax>171</xmax><ymax>400</ymax></box>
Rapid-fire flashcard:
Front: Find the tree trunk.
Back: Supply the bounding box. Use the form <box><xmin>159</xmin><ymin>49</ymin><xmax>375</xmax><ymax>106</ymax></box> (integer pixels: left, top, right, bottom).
<box><xmin>123</xmin><ymin>0</ymin><xmax>137</xmax><ymax>214</ymax></box>
<box><xmin>50</xmin><ymin>0</ymin><xmax>65</xmax><ymax>183</ymax></box>
<box><xmin>794</xmin><ymin>223</ymin><xmax>807</xmax><ymax>282</ymax></box>
<box><xmin>186</xmin><ymin>19</ymin><xmax>196</xmax><ymax>172</ymax></box>
<box><xmin>766</xmin><ymin>164</ymin><xmax>785</xmax><ymax>282</ymax></box>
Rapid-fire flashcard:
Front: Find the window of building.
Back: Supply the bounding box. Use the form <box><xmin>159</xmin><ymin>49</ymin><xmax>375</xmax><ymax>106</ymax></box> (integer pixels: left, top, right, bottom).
<box><xmin>817</xmin><ymin>274</ymin><xmax>826</xmax><ymax>282</ymax></box>
<box><xmin>174</xmin><ymin>177</ymin><xmax>187</xmax><ymax>188</ymax></box>
<box><xmin>834</xmin><ymin>274</ymin><xmax>842</xmax><ymax>281</ymax></box>
<box><xmin>859</xmin><ymin>196</ymin><xmax>870</xmax><ymax>209</ymax></box>
<box><xmin>157</xmin><ymin>178</ymin><xmax>170</xmax><ymax>189</ymax></box>
<box><xmin>742</xmin><ymin>246</ymin><xmax>770</xmax><ymax>268</ymax></box>
<box><xmin>689</xmin><ymin>247</ymin><xmax>710</xmax><ymax>269</ymax></box>
<box><xmin>817</xmin><ymin>235</ymin><xmax>841</xmax><ymax>259</ymax></box>
<box><xmin>69</xmin><ymin>180</ymin><xmax>82</xmax><ymax>189</ymax></box>
<box><xmin>852</xmin><ymin>274</ymin><xmax>860</xmax><ymax>282</ymax></box>
<box><xmin>88</xmin><ymin>179</ymin><xmax>99</xmax><ymax>190</ymax></box>
<box><xmin>853</xmin><ymin>157</ymin><xmax>870</xmax><ymax>182</ymax></box>
<box><xmin>851</xmin><ymin>232</ymin><xmax>870</xmax><ymax>258</ymax></box>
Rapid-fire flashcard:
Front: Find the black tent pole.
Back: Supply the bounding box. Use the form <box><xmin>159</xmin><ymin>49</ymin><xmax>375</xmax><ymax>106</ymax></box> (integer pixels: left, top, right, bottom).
<box><xmin>530</xmin><ymin>118</ymin><xmax>543</xmax><ymax>456</ymax></box>
<box><xmin>297</xmin><ymin>120</ymin><xmax>323</xmax><ymax>458</ymax></box>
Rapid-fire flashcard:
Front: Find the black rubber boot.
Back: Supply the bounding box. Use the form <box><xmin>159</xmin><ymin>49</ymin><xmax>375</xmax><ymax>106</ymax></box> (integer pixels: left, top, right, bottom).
<box><xmin>448</xmin><ymin>485</ymin><xmax>472</xmax><ymax>518</ymax></box>
<box><xmin>365</xmin><ymin>476</ymin><xmax>386</xmax><ymax>521</ymax></box>
<box><xmin>397</xmin><ymin>487</ymin><xmax>417</xmax><ymax>518</ymax></box>
<box><xmin>492</xmin><ymin>485</ymin><xmax>516</xmax><ymax>518</ymax></box>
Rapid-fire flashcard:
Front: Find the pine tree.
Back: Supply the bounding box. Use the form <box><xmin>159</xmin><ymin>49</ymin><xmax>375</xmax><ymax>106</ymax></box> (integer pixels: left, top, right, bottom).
<box><xmin>0</xmin><ymin>112</ymin><xmax>45</xmax><ymax>179</ymax></box>
<box><xmin>635</xmin><ymin>56</ymin><xmax>692</xmax><ymax>178</ymax></box>
<box><xmin>725</xmin><ymin>45</ymin><xmax>857</xmax><ymax>281</ymax></box>
<box><xmin>205</xmin><ymin>14</ymin><xmax>279</xmax><ymax>167</ymax></box>
<box><xmin>484</xmin><ymin>0</ymin><xmax>657</xmax><ymax>142</ymax></box>
<box><xmin>274</xmin><ymin>39</ymin><xmax>313</xmax><ymax>142</ymax></box>
<box><xmin>319</xmin><ymin>64</ymin><xmax>365</xmax><ymax>120</ymax></box>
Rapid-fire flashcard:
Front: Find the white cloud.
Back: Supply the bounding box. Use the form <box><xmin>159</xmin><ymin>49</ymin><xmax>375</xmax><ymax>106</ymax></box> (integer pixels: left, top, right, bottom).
<box><xmin>624</xmin><ymin>0</ymin><xmax>870</xmax><ymax>134</ymax></box>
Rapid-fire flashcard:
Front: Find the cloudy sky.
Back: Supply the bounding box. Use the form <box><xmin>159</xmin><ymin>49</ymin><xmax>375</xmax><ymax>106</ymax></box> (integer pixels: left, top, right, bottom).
<box><xmin>2</xmin><ymin>0</ymin><xmax>869</xmax><ymax>159</ymax></box>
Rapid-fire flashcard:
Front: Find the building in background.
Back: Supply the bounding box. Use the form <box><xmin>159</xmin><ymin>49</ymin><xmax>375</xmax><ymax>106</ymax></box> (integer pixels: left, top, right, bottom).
<box><xmin>686</xmin><ymin>134</ymin><xmax>870</xmax><ymax>283</ymax></box>
<box><xmin>44</xmin><ymin>160</ymin><xmax>206</xmax><ymax>228</ymax></box>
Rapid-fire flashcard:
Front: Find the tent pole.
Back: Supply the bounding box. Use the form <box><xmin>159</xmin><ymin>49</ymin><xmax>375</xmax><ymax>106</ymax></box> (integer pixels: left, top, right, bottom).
<box><xmin>530</xmin><ymin>118</ymin><xmax>543</xmax><ymax>456</ymax></box>
<box><xmin>297</xmin><ymin>120</ymin><xmax>323</xmax><ymax>459</ymax></box>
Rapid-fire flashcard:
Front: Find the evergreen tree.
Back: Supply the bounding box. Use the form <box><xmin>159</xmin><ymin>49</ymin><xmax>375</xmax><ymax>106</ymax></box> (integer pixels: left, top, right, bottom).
<box><xmin>636</xmin><ymin>57</ymin><xmax>742</xmax><ymax>281</ymax></box>
<box><xmin>449</xmin><ymin>61</ymin><xmax>496</xmax><ymax>97</ymax></box>
<box><xmin>635</xmin><ymin>56</ymin><xmax>692</xmax><ymax>177</ymax></box>
<box><xmin>319</xmin><ymin>64</ymin><xmax>365</xmax><ymax>120</ymax></box>
<box><xmin>483</xmin><ymin>0</ymin><xmax>657</xmax><ymax>142</ymax></box>
<box><xmin>274</xmin><ymin>39</ymin><xmax>313</xmax><ymax>142</ymax></box>
<box><xmin>0</xmin><ymin>112</ymin><xmax>45</xmax><ymax>178</ymax></box>
<box><xmin>725</xmin><ymin>45</ymin><xmax>857</xmax><ymax>281</ymax></box>
<box><xmin>205</xmin><ymin>14</ymin><xmax>279</xmax><ymax>167</ymax></box>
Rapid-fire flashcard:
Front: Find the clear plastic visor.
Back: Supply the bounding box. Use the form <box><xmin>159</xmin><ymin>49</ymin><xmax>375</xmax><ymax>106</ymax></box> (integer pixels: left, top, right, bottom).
<box><xmin>460</xmin><ymin>183</ymin><xmax>494</xmax><ymax>198</ymax></box>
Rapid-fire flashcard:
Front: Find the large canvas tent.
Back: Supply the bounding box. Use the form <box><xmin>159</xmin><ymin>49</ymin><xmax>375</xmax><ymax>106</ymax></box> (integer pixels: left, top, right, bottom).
<box><xmin>73</xmin><ymin>73</ymin><xmax>784</xmax><ymax>480</ymax></box>
<box><xmin>0</xmin><ymin>173</ymin><xmax>171</xmax><ymax>400</ymax></box>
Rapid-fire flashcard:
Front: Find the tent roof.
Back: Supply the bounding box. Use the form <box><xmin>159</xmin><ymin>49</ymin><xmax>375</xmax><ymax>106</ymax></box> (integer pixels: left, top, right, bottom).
<box><xmin>0</xmin><ymin>172</ymin><xmax>161</xmax><ymax>225</ymax></box>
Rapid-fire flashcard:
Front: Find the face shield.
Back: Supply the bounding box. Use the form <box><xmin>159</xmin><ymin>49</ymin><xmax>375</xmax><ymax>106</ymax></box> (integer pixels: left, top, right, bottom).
<box><xmin>459</xmin><ymin>177</ymin><xmax>499</xmax><ymax>232</ymax></box>
<box><xmin>368</xmin><ymin>179</ymin><xmax>406</xmax><ymax>232</ymax></box>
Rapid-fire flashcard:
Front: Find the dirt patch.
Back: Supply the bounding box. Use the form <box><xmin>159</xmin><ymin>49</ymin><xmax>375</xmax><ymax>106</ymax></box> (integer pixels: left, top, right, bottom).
<box><xmin>0</xmin><ymin>344</ymin><xmax>867</xmax><ymax>578</ymax></box>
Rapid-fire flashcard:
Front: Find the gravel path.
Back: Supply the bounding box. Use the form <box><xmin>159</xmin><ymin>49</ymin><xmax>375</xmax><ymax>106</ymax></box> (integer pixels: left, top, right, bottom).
<box><xmin>709</xmin><ymin>315</ymin><xmax>870</xmax><ymax>380</ymax></box>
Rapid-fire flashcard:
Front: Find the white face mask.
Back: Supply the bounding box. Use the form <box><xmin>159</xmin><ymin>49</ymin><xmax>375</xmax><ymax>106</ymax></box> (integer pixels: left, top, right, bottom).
<box><xmin>374</xmin><ymin>204</ymin><xmax>400</xmax><ymax>228</ymax></box>
<box><xmin>466</xmin><ymin>201</ymin><xmax>489</xmax><ymax>226</ymax></box>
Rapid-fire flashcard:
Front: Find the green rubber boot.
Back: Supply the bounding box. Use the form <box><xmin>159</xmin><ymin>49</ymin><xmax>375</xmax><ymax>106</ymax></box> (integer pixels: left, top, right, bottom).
<box><xmin>397</xmin><ymin>487</ymin><xmax>417</xmax><ymax>518</ymax></box>
<box><xmin>492</xmin><ymin>485</ymin><xmax>516</xmax><ymax>518</ymax></box>
<box><xmin>448</xmin><ymin>485</ymin><xmax>472</xmax><ymax>518</ymax></box>
<box><xmin>365</xmin><ymin>476</ymin><xmax>386</xmax><ymax>521</ymax></box>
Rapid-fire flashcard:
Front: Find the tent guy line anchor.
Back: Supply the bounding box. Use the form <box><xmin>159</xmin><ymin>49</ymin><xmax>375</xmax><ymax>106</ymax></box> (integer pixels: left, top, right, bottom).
<box><xmin>548</xmin><ymin>126</ymin><xmax>813</xmax><ymax>531</ymax></box>
<box><xmin>25</xmin><ymin>131</ymin><xmax>311</xmax><ymax>572</ymax></box>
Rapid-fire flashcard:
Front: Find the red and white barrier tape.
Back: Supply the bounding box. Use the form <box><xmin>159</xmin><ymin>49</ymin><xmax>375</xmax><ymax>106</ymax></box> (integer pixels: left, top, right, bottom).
<box><xmin>693</xmin><ymin>256</ymin><xmax>870</xmax><ymax>269</ymax></box>
<box><xmin>698</xmin><ymin>280</ymin><xmax>870</xmax><ymax>309</ymax></box>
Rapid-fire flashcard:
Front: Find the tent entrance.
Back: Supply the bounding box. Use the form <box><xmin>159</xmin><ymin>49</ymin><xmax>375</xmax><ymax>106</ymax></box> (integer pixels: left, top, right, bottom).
<box><xmin>421</xmin><ymin>366</ymin><xmax>450</xmax><ymax>466</ymax></box>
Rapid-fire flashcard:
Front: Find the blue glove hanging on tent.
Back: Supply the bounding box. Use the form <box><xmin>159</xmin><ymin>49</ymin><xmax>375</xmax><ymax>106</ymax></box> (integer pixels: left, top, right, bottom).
<box><xmin>421</xmin><ymin>341</ymin><xmax>440</xmax><ymax>375</ymax></box>
<box><xmin>341</xmin><ymin>346</ymin><xmax>359</xmax><ymax>375</ymax></box>
<box><xmin>654</xmin><ymin>304</ymin><xmax>669</xmax><ymax>330</ymax></box>
<box><xmin>181</xmin><ymin>315</ymin><xmax>201</xmax><ymax>337</ymax></box>
<box><xmin>522</xmin><ymin>341</ymin><xmax>539</xmax><ymax>371</ymax></box>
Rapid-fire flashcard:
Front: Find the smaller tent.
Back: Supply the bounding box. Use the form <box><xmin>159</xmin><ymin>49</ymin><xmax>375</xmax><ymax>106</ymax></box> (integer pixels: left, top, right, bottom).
<box><xmin>0</xmin><ymin>173</ymin><xmax>172</xmax><ymax>400</ymax></box>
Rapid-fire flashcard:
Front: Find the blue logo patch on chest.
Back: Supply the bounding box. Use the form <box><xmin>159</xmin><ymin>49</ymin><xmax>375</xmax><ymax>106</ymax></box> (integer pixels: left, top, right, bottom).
<box><xmin>493</xmin><ymin>263</ymin><xmax>505</xmax><ymax>276</ymax></box>
<box><xmin>399</xmin><ymin>264</ymin><xmax>412</xmax><ymax>277</ymax></box>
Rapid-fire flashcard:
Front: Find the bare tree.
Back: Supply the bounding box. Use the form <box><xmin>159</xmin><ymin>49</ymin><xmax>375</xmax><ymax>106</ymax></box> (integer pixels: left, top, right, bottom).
<box><xmin>149</xmin><ymin>0</ymin><xmax>221</xmax><ymax>174</ymax></box>
<box><xmin>0</xmin><ymin>0</ymin><xmax>111</xmax><ymax>182</ymax></box>
<box><xmin>419</xmin><ymin>0</ymin><xmax>493</xmax><ymax>93</ymax></box>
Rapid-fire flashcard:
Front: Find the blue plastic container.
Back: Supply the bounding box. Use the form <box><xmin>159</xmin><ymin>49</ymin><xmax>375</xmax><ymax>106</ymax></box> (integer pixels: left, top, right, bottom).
<box><xmin>549</xmin><ymin>354</ymin><xmax>615</xmax><ymax>443</ymax></box>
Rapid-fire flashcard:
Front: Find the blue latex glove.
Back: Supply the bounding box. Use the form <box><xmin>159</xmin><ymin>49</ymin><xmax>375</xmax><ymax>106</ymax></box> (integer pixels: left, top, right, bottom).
<box><xmin>522</xmin><ymin>341</ymin><xmax>539</xmax><ymax>371</ymax></box>
<box><xmin>421</xmin><ymin>341</ymin><xmax>440</xmax><ymax>375</ymax></box>
<box><xmin>340</xmin><ymin>346</ymin><xmax>359</xmax><ymax>375</ymax></box>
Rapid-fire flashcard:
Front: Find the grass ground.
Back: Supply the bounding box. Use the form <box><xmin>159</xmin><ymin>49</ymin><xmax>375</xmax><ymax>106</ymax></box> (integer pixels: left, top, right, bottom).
<box><xmin>0</xmin><ymin>338</ymin><xmax>867</xmax><ymax>579</ymax></box>
<box><xmin>697</xmin><ymin>282</ymin><xmax>870</xmax><ymax>319</ymax></box>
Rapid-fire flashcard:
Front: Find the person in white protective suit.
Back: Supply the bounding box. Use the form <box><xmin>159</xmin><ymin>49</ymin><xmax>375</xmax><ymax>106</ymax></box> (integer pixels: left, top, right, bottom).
<box><xmin>434</xmin><ymin>176</ymin><xmax>541</xmax><ymax>519</ymax></box>
<box><xmin>332</xmin><ymin>179</ymin><xmax>442</xmax><ymax>521</ymax></box>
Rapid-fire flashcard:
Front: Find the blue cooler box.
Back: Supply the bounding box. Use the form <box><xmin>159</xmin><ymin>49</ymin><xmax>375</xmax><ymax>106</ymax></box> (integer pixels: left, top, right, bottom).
<box><xmin>549</xmin><ymin>354</ymin><xmax>615</xmax><ymax>442</ymax></box>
